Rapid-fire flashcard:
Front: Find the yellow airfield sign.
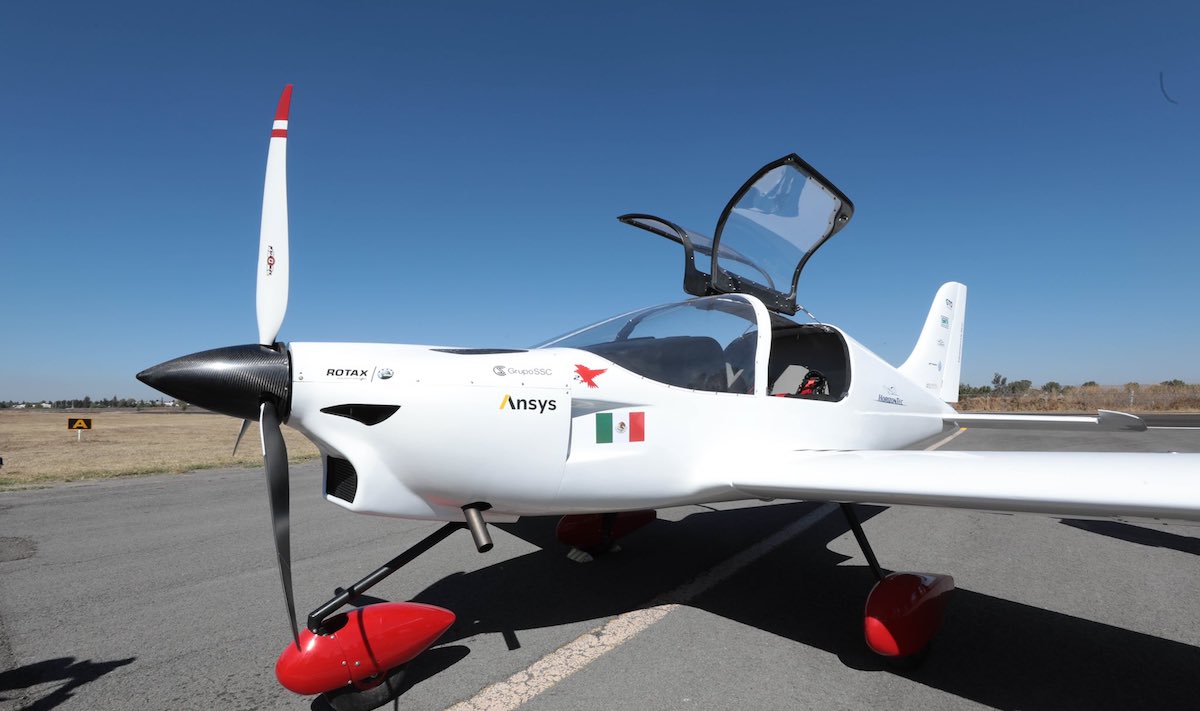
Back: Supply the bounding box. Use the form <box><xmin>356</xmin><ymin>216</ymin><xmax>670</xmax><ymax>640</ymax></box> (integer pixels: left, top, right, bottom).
<box><xmin>68</xmin><ymin>418</ymin><xmax>93</xmax><ymax>430</ymax></box>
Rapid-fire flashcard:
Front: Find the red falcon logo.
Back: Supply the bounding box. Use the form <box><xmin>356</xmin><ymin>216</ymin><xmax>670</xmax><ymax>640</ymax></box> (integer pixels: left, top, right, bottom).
<box><xmin>574</xmin><ymin>364</ymin><xmax>606</xmax><ymax>389</ymax></box>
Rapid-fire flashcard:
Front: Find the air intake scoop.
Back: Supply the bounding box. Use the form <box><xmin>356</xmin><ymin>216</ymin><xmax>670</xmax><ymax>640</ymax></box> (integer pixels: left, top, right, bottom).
<box><xmin>137</xmin><ymin>344</ymin><xmax>290</xmax><ymax>421</ymax></box>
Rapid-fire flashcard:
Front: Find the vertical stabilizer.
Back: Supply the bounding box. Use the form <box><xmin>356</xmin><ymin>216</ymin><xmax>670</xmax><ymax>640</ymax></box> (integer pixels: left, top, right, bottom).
<box><xmin>898</xmin><ymin>282</ymin><xmax>967</xmax><ymax>403</ymax></box>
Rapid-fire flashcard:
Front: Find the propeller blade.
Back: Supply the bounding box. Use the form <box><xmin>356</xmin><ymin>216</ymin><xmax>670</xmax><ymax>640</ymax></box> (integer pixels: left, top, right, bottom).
<box><xmin>232</xmin><ymin>418</ymin><xmax>252</xmax><ymax>456</ymax></box>
<box><xmin>256</xmin><ymin>85</ymin><xmax>293</xmax><ymax>347</ymax></box>
<box><xmin>260</xmin><ymin>400</ymin><xmax>300</xmax><ymax>649</ymax></box>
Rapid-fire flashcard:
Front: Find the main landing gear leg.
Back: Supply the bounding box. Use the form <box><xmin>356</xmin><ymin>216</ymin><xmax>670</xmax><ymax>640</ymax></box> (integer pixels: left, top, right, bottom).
<box><xmin>839</xmin><ymin>503</ymin><xmax>955</xmax><ymax>661</ymax></box>
<box><xmin>277</xmin><ymin>505</ymin><xmax>493</xmax><ymax>711</ymax></box>
<box><xmin>840</xmin><ymin>503</ymin><xmax>884</xmax><ymax>582</ymax></box>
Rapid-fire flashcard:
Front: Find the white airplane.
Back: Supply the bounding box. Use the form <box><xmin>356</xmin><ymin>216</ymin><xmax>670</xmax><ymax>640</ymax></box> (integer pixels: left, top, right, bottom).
<box><xmin>138</xmin><ymin>86</ymin><xmax>1200</xmax><ymax>710</ymax></box>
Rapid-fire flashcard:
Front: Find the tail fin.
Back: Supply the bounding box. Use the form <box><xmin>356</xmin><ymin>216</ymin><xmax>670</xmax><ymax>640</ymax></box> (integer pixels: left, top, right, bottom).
<box><xmin>898</xmin><ymin>282</ymin><xmax>967</xmax><ymax>403</ymax></box>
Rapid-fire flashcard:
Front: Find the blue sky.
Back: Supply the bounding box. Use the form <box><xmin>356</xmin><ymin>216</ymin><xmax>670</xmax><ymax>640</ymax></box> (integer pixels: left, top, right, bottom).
<box><xmin>2</xmin><ymin>1</ymin><xmax>1198</xmax><ymax>401</ymax></box>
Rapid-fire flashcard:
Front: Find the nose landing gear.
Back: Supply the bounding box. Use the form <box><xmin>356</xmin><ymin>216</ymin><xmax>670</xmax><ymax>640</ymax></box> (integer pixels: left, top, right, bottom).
<box><xmin>279</xmin><ymin>507</ymin><xmax>496</xmax><ymax>710</ymax></box>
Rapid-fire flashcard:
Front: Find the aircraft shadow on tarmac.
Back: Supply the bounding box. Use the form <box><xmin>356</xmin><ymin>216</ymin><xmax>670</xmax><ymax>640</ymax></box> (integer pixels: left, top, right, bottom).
<box><xmin>371</xmin><ymin>503</ymin><xmax>1200</xmax><ymax>710</ymax></box>
<box><xmin>0</xmin><ymin>655</ymin><xmax>135</xmax><ymax>711</ymax></box>
<box><xmin>695</xmin><ymin>510</ymin><xmax>1200</xmax><ymax>710</ymax></box>
<box><xmin>1060</xmin><ymin>518</ymin><xmax>1200</xmax><ymax>556</ymax></box>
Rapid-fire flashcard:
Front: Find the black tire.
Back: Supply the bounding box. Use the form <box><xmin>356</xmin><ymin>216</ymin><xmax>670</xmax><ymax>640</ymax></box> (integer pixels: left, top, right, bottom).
<box><xmin>318</xmin><ymin>664</ymin><xmax>408</xmax><ymax>711</ymax></box>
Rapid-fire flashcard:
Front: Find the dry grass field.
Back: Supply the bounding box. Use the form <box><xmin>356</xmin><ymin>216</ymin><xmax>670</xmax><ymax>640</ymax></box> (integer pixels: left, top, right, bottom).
<box><xmin>0</xmin><ymin>410</ymin><xmax>319</xmax><ymax>489</ymax></box>
<box><xmin>957</xmin><ymin>383</ymin><xmax>1200</xmax><ymax>413</ymax></box>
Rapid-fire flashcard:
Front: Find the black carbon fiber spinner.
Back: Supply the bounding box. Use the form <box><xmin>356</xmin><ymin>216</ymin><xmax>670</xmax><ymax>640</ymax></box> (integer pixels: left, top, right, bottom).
<box><xmin>137</xmin><ymin>344</ymin><xmax>290</xmax><ymax>421</ymax></box>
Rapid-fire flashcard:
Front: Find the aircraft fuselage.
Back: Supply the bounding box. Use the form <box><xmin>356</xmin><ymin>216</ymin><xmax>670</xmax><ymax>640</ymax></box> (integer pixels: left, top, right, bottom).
<box><xmin>288</xmin><ymin>325</ymin><xmax>954</xmax><ymax>522</ymax></box>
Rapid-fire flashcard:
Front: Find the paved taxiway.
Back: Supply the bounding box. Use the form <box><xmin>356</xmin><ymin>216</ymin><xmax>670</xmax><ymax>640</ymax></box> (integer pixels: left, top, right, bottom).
<box><xmin>1</xmin><ymin>425</ymin><xmax>1197</xmax><ymax>710</ymax></box>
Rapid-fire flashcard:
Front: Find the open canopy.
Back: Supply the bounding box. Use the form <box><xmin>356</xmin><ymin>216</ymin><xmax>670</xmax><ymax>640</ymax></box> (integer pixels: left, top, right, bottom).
<box><xmin>621</xmin><ymin>154</ymin><xmax>854</xmax><ymax>315</ymax></box>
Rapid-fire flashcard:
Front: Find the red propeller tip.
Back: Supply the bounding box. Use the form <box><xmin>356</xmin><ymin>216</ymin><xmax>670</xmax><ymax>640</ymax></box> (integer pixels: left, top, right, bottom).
<box><xmin>274</xmin><ymin>85</ymin><xmax>294</xmax><ymax>122</ymax></box>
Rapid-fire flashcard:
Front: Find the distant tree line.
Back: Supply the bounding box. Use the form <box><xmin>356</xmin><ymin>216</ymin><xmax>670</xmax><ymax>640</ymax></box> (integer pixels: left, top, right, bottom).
<box><xmin>0</xmin><ymin>397</ymin><xmax>178</xmax><ymax>410</ymax></box>
<box><xmin>959</xmin><ymin>374</ymin><xmax>1193</xmax><ymax>398</ymax></box>
<box><xmin>958</xmin><ymin>375</ymin><xmax>1198</xmax><ymax>412</ymax></box>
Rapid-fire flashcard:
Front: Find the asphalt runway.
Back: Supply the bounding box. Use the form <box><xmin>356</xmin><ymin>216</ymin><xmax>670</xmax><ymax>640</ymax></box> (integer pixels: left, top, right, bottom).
<box><xmin>1</xmin><ymin>424</ymin><xmax>1197</xmax><ymax>710</ymax></box>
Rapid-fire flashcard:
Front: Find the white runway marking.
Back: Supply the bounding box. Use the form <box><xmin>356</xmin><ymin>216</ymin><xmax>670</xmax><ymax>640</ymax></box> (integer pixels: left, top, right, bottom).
<box><xmin>445</xmin><ymin>431</ymin><xmax>964</xmax><ymax>711</ymax></box>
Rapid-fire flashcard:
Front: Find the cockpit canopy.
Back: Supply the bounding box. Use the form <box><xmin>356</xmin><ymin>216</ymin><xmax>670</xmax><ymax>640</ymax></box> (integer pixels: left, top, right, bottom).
<box><xmin>538</xmin><ymin>294</ymin><xmax>851</xmax><ymax>400</ymax></box>
<box><xmin>620</xmin><ymin>154</ymin><xmax>854</xmax><ymax>315</ymax></box>
<box><xmin>539</xmin><ymin>296</ymin><xmax>762</xmax><ymax>393</ymax></box>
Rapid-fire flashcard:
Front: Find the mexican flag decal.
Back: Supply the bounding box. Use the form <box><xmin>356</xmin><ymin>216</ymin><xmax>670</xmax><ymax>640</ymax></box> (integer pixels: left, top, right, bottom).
<box><xmin>596</xmin><ymin>411</ymin><xmax>645</xmax><ymax>444</ymax></box>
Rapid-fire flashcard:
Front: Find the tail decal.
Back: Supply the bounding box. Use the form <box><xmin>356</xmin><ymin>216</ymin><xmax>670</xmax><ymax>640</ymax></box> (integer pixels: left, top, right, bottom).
<box><xmin>898</xmin><ymin>282</ymin><xmax>966</xmax><ymax>403</ymax></box>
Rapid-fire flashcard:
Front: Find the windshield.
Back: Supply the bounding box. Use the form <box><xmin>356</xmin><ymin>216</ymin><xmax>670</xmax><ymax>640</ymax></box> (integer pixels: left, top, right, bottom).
<box><xmin>537</xmin><ymin>295</ymin><xmax>763</xmax><ymax>393</ymax></box>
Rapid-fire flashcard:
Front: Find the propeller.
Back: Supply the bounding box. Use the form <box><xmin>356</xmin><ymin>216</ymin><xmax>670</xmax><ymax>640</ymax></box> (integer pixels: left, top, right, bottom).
<box><xmin>256</xmin><ymin>85</ymin><xmax>299</xmax><ymax>649</ymax></box>
<box><xmin>137</xmin><ymin>85</ymin><xmax>300</xmax><ymax>649</ymax></box>
<box><xmin>257</xmin><ymin>84</ymin><xmax>291</xmax><ymax>347</ymax></box>
<box><xmin>232</xmin><ymin>418</ymin><xmax>252</xmax><ymax>456</ymax></box>
<box><xmin>262</xmin><ymin>400</ymin><xmax>300</xmax><ymax>648</ymax></box>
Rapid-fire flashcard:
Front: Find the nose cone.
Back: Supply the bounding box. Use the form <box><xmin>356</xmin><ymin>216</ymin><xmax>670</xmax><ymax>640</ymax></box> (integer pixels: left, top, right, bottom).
<box><xmin>137</xmin><ymin>344</ymin><xmax>290</xmax><ymax>421</ymax></box>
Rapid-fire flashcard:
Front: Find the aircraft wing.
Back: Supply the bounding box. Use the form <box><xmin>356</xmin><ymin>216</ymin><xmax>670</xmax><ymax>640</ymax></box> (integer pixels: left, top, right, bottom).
<box><xmin>946</xmin><ymin>409</ymin><xmax>1146</xmax><ymax>431</ymax></box>
<box><xmin>731</xmin><ymin>450</ymin><xmax>1200</xmax><ymax>523</ymax></box>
